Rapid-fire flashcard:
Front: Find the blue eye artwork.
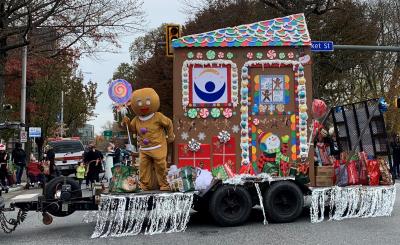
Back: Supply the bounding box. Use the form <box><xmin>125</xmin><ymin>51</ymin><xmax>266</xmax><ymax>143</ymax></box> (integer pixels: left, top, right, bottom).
<box><xmin>191</xmin><ymin>67</ymin><xmax>229</xmax><ymax>104</ymax></box>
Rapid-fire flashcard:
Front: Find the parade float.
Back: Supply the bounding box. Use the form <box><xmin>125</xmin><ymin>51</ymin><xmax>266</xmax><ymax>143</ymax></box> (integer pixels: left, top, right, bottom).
<box><xmin>0</xmin><ymin>13</ymin><xmax>396</xmax><ymax>237</ymax></box>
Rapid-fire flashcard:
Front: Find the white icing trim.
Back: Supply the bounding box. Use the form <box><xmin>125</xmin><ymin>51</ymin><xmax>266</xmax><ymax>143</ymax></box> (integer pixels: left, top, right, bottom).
<box><xmin>140</xmin><ymin>145</ymin><xmax>161</xmax><ymax>151</ymax></box>
<box><xmin>139</xmin><ymin>113</ymin><xmax>155</xmax><ymax>121</ymax></box>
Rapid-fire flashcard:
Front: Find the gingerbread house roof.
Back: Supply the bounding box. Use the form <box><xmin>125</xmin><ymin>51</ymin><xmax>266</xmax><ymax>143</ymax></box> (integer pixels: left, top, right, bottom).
<box><xmin>172</xmin><ymin>13</ymin><xmax>311</xmax><ymax>48</ymax></box>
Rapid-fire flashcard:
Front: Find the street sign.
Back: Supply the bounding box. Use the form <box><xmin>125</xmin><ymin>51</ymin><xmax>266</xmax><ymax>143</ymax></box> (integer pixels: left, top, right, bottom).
<box><xmin>20</xmin><ymin>130</ymin><xmax>27</xmax><ymax>143</ymax></box>
<box><xmin>311</xmin><ymin>41</ymin><xmax>334</xmax><ymax>52</ymax></box>
<box><xmin>103</xmin><ymin>130</ymin><xmax>112</xmax><ymax>137</ymax></box>
<box><xmin>29</xmin><ymin>127</ymin><xmax>41</xmax><ymax>138</ymax></box>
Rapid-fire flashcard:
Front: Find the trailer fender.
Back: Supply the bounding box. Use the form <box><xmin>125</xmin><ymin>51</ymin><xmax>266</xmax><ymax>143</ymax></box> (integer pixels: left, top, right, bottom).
<box><xmin>263</xmin><ymin>181</ymin><xmax>304</xmax><ymax>223</ymax></box>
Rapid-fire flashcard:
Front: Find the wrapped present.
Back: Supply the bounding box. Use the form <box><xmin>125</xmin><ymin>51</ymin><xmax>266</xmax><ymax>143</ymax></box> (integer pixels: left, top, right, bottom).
<box><xmin>178</xmin><ymin>143</ymin><xmax>211</xmax><ymax>170</ymax></box>
<box><xmin>212</xmin><ymin>165</ymin><xmax>229</xmax><ymax>181</ymax></box>
<box><xmin>262</xmin><ymin>160</ymin><xmax>279</xmax><ymax>176</ymax></box>
<box><xmin>366</xmin><ymin>159</ymin><xmax>380</xmax><ymax>186</ymax></box>
<box><xmin>378</xmin><ymin>158</ymin><xmax>393</xmax><ymax>185</ymax></box>
<box><xmin>277</xmin><ymin>152</ymin><xmax>291</xmax><ymax>177</ymax></box>
<box><xmin>334</xmin><ymin>161</ymin><xmax>348</xmax><ymax>187</ymax></box>
<box><xmin>109</xmin><ymin>165</ymin><xmax>140</xmax><ymax>193</ymax></box>
<box><xmin>167</xmin><ymin>166</ymin><xmax>196</xmax><ymax>192</ymax></box>
<box><xmin>347</xmin><ymin>160</ymin><xmax>359</xmax><ymax>185</ymax></box>
<box><xmin>212</xmin><ymin>136</ymin><xmax>236</xmax><ymax>169</ymax></box>
<box><xmin>358</xmin><ymin>152</ymin><xmax>368</xmax><ymax>185</ymax></box>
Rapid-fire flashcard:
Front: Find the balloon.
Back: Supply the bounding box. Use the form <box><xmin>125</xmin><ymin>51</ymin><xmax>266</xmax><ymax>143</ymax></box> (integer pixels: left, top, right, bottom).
<box><xmin>108</xmin><ymin>79</ymin><xmax>132</xmax><ymax>104</ymax></box>
<box><xmin>312</xmin><ymin>99</ymin><xmax>328</xmax><ymax>119</ymax></box>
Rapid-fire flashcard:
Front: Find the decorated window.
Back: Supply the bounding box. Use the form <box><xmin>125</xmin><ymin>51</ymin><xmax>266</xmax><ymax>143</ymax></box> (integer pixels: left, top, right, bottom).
<box><xmin>190</xmin><ymin>65</ymin><xmax>231</xmax><ymax>106</ymax></box>
<box><xmin>259</xmin><ymin>75</ymin><xmax>290</xmax><ymax>105</ymax></box>
<box><xmin>182</xmin><ymin>60</ymin><xmax>238</xmax><ymax>119</ymax></box>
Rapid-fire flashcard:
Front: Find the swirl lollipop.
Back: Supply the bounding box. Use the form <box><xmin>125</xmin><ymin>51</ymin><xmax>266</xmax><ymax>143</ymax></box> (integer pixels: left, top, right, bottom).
<box><xmin>108</xmin><ymin>79</ymin><xmax>133</xmax><ymax>104</ymax></box>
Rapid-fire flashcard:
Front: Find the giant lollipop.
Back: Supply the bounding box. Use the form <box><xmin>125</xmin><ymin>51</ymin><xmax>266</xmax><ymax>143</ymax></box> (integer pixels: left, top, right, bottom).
<box><xmin>108</xmin><ymin>79</ymin><xmax>132</xmax><ymax>105</ymax></box>
<box><xmin>108</xmin><ymin>79</ymin><xmax>134</xmax><ymax>148</ymax></box>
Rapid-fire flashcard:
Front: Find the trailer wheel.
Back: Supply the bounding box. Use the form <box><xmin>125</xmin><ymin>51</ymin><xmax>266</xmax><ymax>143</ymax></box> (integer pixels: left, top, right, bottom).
<box><xmin>44</xmin><ymin>177</ymin><xmax>82</xmax><ymax>217</ymax></box>
<box><xmin>263</xmin><ymin>181</ymin><xmax>303</xmax><ymax>223</ymax></box>
<box><xmin>209</xmin><ymin>185</ymin><xmax>252</xmax><ymax>226</ymax></box>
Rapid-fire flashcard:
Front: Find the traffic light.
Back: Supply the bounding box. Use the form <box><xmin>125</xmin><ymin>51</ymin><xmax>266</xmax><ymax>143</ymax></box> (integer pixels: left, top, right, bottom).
<box><xmin>165</xmin><ymin>24</ymin><xmax>181</xmax><ymax>57</ymax></box>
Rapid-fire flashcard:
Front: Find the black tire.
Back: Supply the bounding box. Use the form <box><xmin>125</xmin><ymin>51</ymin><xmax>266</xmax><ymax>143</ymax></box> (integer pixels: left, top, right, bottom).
<box><xmin>44</xmin><ymin>176</ymin><xmax>82</xmax><ymax>217</ymax></box>
<box><xmin>263</xmin><ymin>181</ymin><xmax>304</xmax><ymax>223</ymax></box>
<box><xmin>209</xmin><ymin>185</ymin><xmax>252</xmax><ymax>227</ymax></box>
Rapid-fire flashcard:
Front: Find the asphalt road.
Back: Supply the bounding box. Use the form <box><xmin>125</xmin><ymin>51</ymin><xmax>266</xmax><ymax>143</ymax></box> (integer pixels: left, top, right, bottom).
<box><xmin>1</xmin><ymin>185</ymin><xmax>399</xmax><ymax>245</ymax></box>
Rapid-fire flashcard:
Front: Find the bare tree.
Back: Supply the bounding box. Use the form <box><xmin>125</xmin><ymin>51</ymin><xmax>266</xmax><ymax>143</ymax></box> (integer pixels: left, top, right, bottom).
<box><xmin>259</xmin><ymin>0</ymin><xmax>340</xmax><ymax>16</ymax></box>
<box><xmin>0</xmin><ymin>0</ymin><xmax>145</xmax><ymax>106</ymax></box>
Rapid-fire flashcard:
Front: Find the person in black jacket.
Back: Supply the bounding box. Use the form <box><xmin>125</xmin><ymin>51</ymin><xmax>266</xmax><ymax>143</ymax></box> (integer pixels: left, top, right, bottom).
<box><xmin>84</xmin><ymin>144</ymin><xmax>103</xmax><ymax>188</ymax></box>
<box><xmin>0</xmin><ymin>144</ymin><xmax>9</xmax><ymax>192</ymax></box>
<box><xmin>44</xmin><ymin>145</ymin><xmax>58</xmax><ymax>179</ymax></box>
<box><xmin>12</xmin><ymin>143</ymin><xmax>26</xmax><ymax>185</ymax></box>
<box><xmin>391</xmin><ymin>134</ymin><xmax>400</xmax><ymax>178</ymax></box>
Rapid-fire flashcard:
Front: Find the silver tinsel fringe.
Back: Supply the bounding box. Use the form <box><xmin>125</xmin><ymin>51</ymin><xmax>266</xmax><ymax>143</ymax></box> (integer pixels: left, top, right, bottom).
<box><xmin>89</xmin><ymin>193</ymin><xmax>194</xmax><ymax>238</ymax></box>
<box><xmin>310</xmin><ymin>185</ymin><xmax>396</xmax><ymax>223</ymax></box>
<box><xmin>254</xmin><ymin>183</ymin><xmax>268</xmax><ymax>225</ymax></box>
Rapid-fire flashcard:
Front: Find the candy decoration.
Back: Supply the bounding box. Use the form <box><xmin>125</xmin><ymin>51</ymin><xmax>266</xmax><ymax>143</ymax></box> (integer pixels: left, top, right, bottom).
<box><xmin>206</xmin><ymin>50</ymin><xmax>216</xmax><ymax>59</ymax></box>
<box><xmin>312</xmin><ymin>99</ymin><xmax>328</xmax><ymax>119</ymax></box>
<box><xmin>143</xmin><ymin>139</ymin><xmax>150</xmax><ymax>145</ymax></box>
<box><xmin>199</xmin><ymin>108</ymin><xmax>209</xmax><ymax>118</ymax></box>
<box><xmin>196</xmin><ymin>52</ymin><xmax>203</xmax><ymax>59</ymax></box>
<box><xmin>187</xmin><ymin>52</ymin><xmax>194</xmax><ymax>59</ymax></box>
<box><xmin>288</xmin><ymin>52</ymin><xmax>294</xmax><ymax>59</ymax></box>
<box><xmin>227</xmin><ymin>52</ymin><xmax>234</xmax><ymax>59</ymax></box>
<box><xmin>108</xmin><ymin>79</ymin><xmax>132</xmax><ymax>104</ymax></box>
<box><xmin>267</xmin><ymin>50</ymin><xmax>276</xmax><ymax>59</ymax></box>
<box><xmin>188</xmin><ymin>139</ymin><xmax>201</xmax><ymax>152</ymax></box>
<box><xmin>223</xmin><ymin>108</ymin><xmax>233</xmax><ymax>118</ymax></box>
<box><xmin>217</xmin><ymin>52</ymin><xmax>224</xmax><ymax>59</ymax></box>
<box><xmin>253</xmin><ymin>118</ymin><xmax>260</xmax><ymax>126</ymax></box>
<box><xmin>378</xmin><ymin>97</ymin><xmax>388</xmax><ymax>113</ymax></box>
<box><xmin>246</xmin><ymin>52</ymin><xmax>253</xmax><ymax>59</ymax></box>
<box><xmin>279</xmin><ymin>52</ymin><xmax>286</xmax><ymax>59</ymax></box>
<box><xmin>211</xmin><ymin>108</ymin><xmax>221</xmax><ymax>118</ymax></box>
<box><xmin>187</xmin><ymin>108</ymin><xmax>198</xmax><ymax>119</ymax></box>
<box><xmin>256</xmin><ymin>52</ymin><xmax>263</xmax><ymax>59</ymax></box>
<box><xmin>218</xmin><ymin>130</ymin><xmax>231</xmax><ymax>144</ymax></box>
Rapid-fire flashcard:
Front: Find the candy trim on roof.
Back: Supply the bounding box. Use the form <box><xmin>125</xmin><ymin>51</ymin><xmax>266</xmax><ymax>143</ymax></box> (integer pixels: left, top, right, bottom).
<box><xmin>173</xmin><ymin>13</ymin><xmax>311</xmax><ymax>48</ymax></box>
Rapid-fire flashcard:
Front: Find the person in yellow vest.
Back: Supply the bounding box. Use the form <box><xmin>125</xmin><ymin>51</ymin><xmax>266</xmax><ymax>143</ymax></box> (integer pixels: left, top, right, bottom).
<box><xmin>123</xmin><ymin>88</ymin><xmax>175</xmax><ymax>191</ymax></box>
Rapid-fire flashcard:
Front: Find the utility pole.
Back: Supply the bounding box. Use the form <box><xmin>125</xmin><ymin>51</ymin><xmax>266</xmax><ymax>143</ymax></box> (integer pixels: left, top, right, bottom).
<box><xmin>20</xmin><ymin>38</ymin><xmax>27</xmax><ymax>149</ymax></box>
<box><xmin>60</xmin><ymin>90</ymin><xmax>64</xmax><ymax>137</ymax></box>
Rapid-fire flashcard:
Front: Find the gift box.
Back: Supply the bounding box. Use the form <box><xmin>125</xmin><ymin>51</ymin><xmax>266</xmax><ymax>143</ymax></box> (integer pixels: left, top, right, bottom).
<box><xmin>378</xmin><ymin>158</ymin><xmax>393</xmax><ymax>185</ymax></box>
<box><xmin>110</xmin><ymin>165</ymin><xmax>140</xmax><ymax>193</ymax></box>
<box><xmin>347</xmin><ymin>160</ymin><xmax>359</xmax><ymax>185</ymax></box>
<box><xmin>178</xmin><ymin>144</ymin><xmax>211</xmax><ymax>170</ymax></box>
<box><xmin>358</xmin><ymin>152</ymin><xmax>368</xmax><ymax>185</ymax></box>
<box><xmin>316</xmin><ymin>176</ymin><xmax>333</xmax><ymax>187</ymax></box>
<box><xmin>167</xmin><ymin>166</ymin><xmax>197</xmax><ymax>192</ymax></box>
<box><xmin>212</xmin><ymin>165</ymin><xmax>229</xmax><ymax>181</ymax></box>
<box><xmin>367</xmin><ymin>159</ymin><xmax>380</xmax><ymax>186</ymax></box>
<box><xmin>315</xmin><ymin>166</ymin><xmax>334</xmax><ymax>177</ymax></box>
<box><xmin>212</xmin><ymin>136</ymin><xmax>236</xmax><ymax>170</ymax></box>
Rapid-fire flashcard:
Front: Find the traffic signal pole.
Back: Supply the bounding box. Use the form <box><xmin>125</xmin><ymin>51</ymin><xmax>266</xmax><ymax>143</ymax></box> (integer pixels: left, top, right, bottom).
<box><xmin>334</xmin><ymin>45</ymin><xmax>400</xmax><ymax>52</ymax></box>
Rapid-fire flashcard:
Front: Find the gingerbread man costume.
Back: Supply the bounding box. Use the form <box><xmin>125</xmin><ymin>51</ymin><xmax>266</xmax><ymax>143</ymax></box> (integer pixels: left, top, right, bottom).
<box><xmin>125</xmin><ymin>88</ymin><xmax>175</xmax><ymax>191</ymax></box>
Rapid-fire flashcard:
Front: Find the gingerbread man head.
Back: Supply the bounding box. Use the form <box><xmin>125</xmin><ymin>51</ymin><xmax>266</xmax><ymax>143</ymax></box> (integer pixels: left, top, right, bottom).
<box><xmin>130</xmin><ymin>88</ymin><xmax>160</xmax><ymax>116</ymax></box>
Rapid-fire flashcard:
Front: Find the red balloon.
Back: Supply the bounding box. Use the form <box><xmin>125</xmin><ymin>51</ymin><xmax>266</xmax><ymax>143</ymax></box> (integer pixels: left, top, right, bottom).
<box><xmin>312</xmin><ymin>99</ymin><xmax>328</xmax><ymax>119</ymax></box>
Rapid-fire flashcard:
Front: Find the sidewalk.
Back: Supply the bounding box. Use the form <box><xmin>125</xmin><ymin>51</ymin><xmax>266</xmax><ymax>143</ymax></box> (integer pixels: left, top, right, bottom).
<box><xmin>2</xmin><ymin>183</ymin><xmax>27</xmax><ymax>193</ymax></box>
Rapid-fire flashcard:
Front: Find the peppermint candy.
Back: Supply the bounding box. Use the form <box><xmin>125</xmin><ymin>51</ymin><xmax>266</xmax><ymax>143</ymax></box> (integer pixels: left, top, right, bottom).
<box><xmin>267</xmin><ymin>50</ymin><xmax>276</xmax><ymax>59</ymax></box>
<box><xmin>187</xmin><ymin>108</ymin><xmax>198</xmax><ymax>119</ymax></box>
<box><xmin>188</xmin><ymin>139</ymin><xmax>201</xmax><ymax>152</ymax></box>
<box><xmin>199</xmin><ymin>108</ymin><xmax>209</xmax><ymax>118</ymax></box>
<box><xmin>196</xmin><ymin>52</ymin><xmax>203</xmax><ymax>59</ymax></box>
<box><xmin>211</xmin><ymin>108</ymin><xmax>221</xmax><ymax>118</ymax></box>
<box><xmin>218</xmin><ymin>131</ymin><xmax>231</xmax><ymax>144</ymax></box>
<box><xmin>217</xmin><ymin>52</ymin><xmax>224</xmax><ymax>59</ymax></box>
<box><xmin>288</xmin><ymin>52</ymin><xmax>294</xmax><ymax>59</ymax></box>
<box><xmin>223</xmin><ymin>108</ymin><xmax>233</xmax><ymax>118</ymax></box>
<box><xmin>246</xmin><ymin>52</ymin><xmax>253</xmax><ymax>59</ymax></box>
<box><xmin>252</xmin><ymin>118</ymin><xmax>260</xmax><ymax>126</ymax></box>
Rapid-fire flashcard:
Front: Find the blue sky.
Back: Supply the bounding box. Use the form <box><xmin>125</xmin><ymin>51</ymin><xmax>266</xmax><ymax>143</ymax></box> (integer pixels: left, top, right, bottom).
<box><xmin>79</xmin><ymin>0</ymin><xmax>187</xmax><ymax>134</ymax></box>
